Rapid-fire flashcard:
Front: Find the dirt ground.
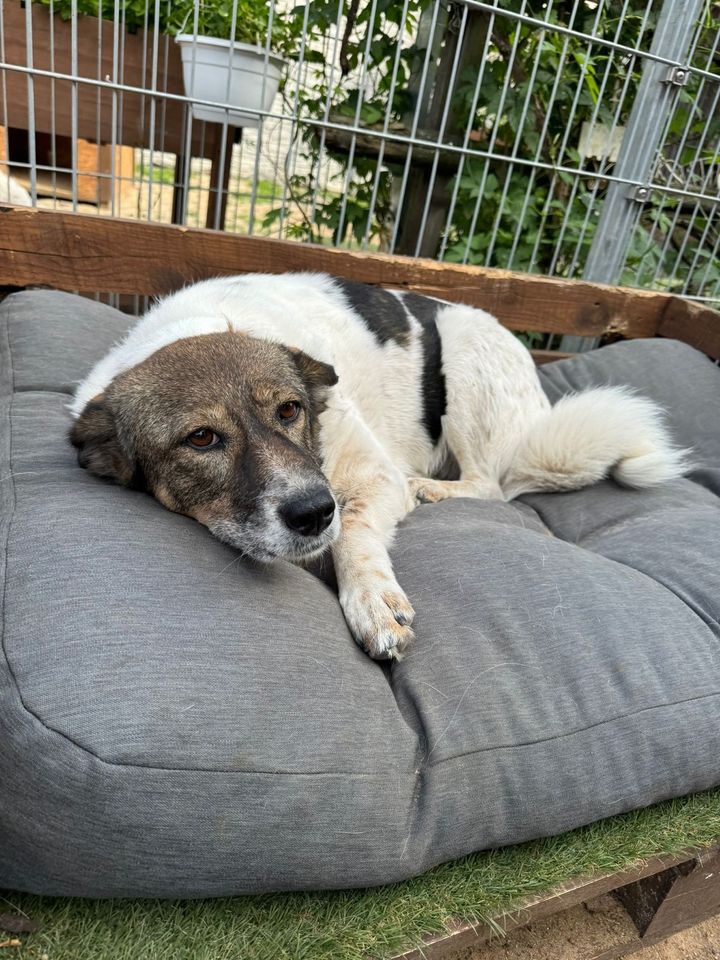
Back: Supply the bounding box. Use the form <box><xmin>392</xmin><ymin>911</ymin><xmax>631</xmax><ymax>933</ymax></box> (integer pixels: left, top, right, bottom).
<box><xmin>452</xmin><ymin>895</ymin><xmax>720</xmax><ymax>959</ymax></box>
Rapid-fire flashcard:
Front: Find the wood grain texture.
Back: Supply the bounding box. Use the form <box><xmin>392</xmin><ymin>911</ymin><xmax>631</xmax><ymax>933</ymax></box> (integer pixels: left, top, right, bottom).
<box><xmin>0</xmin><ymin>0</ymin><xmax>216</xmax><ymax>158</ymax></box>
<box><xmin>530</xmin><ymin>349</ymin><xmax>574</xmax><ymax>364</ymax></box>
<box><xmin>659</xmin><ymin>297</ymin><xmax>720</xmax><ymax>360</ymax></box>
<box><xmin>613</xmin><ymin>861</ymin><xmax>695</xmax><ymax>936</ymax></box>
<box><xmin>640</xmin><ymin>848</ymin><xmax>720</xmax><ymax>941</ymax></box>
<box><xmin>0</xmin><ymin>207</ymin><xmax>676</xmax><ymax>338</ymax></box>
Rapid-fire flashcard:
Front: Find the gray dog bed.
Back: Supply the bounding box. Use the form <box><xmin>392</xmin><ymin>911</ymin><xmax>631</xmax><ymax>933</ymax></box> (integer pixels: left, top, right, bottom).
<box><xmin>1</xmin><ymin>289</ymin><xmax>719</xmax><ymax>898</ymax></box>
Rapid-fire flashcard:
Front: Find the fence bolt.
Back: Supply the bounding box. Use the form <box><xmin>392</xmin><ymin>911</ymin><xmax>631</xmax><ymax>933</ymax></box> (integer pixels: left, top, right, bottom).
<box><xmin>664</xmin><ymin>65</ymin><xmax>690</xmax><ymax>86</ymax></box>
<box><xmin>629</xmin><ymin>185</ymin><xmax>652</xmax><ymax>202</ymax></box>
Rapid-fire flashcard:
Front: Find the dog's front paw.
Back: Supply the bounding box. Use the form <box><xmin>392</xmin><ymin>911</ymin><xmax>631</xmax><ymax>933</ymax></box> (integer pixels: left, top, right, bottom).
<box><xmin>340</xmin><ymin>584</ymin><xmax>415</xmax><ymax>660</ymax></box>
<box><xmin>408</xmin><ymin>476</ymin><xmax>448</xmax><ymax>505</ymax></box>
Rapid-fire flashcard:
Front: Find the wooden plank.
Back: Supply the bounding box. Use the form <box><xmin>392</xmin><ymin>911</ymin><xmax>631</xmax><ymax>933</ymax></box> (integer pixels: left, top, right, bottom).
<box><xmin>591</xmin><ymin>849</ymin><xmax>720</xmax><ymax>959</ymax></box>
<box><xmin>390</xmin><ymin>849</ymin><xmax>710</xmax><ymax>960</ymax></box>
<box><xmin>0</xmin><ymin>207</ymin><xmax>673</xmax><ymax>338</ymax></box>
<box><xmin>6</xmin><ymin>131</ymin><xmax>134</xmax><ymax>205</ymax></box>
<box><xmin>0</xmin><ymin>0</ymin><xmax>216</xmax><ymax>158</ymax></box>
<box><xmin>634</xmin><ymin>848</ymin><xmax>720</xmax><ymax>942</ymax></box>
<box><xmin>658</xmin><ymin>296</ymin><xmax>720</xmax><ymax>360</ymax></box>
<box><xmin>613</xmin><ymin>861</ymin><xmax>695</xmax><ymax>936</ymax></box>
<box><xmin>531</xmin><ymin>349</ymin><xmax>573</xmax><ymax>365</ymax></box>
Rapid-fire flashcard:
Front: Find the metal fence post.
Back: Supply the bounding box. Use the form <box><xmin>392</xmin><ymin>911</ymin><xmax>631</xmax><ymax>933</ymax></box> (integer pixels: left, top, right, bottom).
<box><xmin>560</xmin><ymin>0</ymin><xmax>706</xmax><ymax>352</ymax></box>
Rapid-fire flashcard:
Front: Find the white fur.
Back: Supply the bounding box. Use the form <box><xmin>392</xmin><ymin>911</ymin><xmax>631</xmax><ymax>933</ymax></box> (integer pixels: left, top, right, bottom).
<box><xmin>501</xmin><ymin>387</ymin><xmax>691</xmax><ymax>499</ymax></box>
<box><xmin>72</xmin><ymin>274</ymin><xmax>689</xmax><ymax>659</ymax></box>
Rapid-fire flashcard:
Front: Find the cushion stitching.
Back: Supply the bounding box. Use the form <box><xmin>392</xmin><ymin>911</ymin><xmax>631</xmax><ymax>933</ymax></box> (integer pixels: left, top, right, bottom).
<box><xmin>0</xmin><ymin>300</ymin><xmax>119</xmax><ymax>769</ymax></box>
<box><xmin>8</xmin><ymin>687</ymin><xmax>719</xmax><ymax>776</ymax></box>
<box><xmin>14</xmin><ymin>387</ymin><xmax>74</xmax><ymax>396</ymax></box>
<box><xmin>1</xmin><ymin>299</ymin><xmax>22</xmax><ymax>734</ymax></box>
<box><xmin>427</xmin><ymin>689</ymin><xmax>720</xmax><ymax>769</ymax></box>
<box><xmin>587</xmin><ymin>551</ymin><xmax>720</xmax><ymax>639</ymax></box>
<box><xmin>526</xmin><ymin>498</ymin><xmax>720</xmax><ymax>638</ymax></box>
<box><xmin>580</xmin><ymin>505</ymin><xmax>720</xmax><ymax>548</ymax></box>
<box><xmin>578</xmin><ymin>499</ymin><xmax>720</xmax><ymax>547</ymax></box>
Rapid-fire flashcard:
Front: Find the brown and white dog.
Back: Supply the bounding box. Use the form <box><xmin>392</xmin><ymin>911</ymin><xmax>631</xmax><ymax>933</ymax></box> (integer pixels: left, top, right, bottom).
<box><xmin>70</xmin><ymin>273</ymin><xmax>688</xmax><ymax>659</ymax></box>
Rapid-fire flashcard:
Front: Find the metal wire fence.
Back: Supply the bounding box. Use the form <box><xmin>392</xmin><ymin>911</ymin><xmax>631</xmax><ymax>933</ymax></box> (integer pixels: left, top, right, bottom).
<box><xmin>1</xmin><ymin>0</ymin><xmax>719</xmax><ymax>310</ymax></box>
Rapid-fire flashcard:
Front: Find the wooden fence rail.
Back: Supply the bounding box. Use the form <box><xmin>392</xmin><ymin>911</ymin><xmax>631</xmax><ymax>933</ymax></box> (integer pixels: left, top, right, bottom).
<box><xmin>1</xmin><ymin>206</ymin><xmax>719</xmax><ymax>359</ymax></box>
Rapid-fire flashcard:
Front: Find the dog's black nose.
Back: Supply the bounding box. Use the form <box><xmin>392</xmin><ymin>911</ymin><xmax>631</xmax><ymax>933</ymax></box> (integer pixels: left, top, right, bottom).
<box><xmin>279</xmin><ymin>491</ymin><xmax>336</xmax><ymax>537</ymax></box>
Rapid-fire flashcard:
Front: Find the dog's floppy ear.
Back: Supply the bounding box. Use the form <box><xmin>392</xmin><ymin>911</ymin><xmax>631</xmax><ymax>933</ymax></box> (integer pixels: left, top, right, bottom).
<box><xmin>69</xmin><ymin>394</ymin><xmax>137</xmax><ymax>487</ymax></box>
<box><xmin>288</xmin><ymin>348</ymin><xmax>338</xmax><ymax>390</ymax></box>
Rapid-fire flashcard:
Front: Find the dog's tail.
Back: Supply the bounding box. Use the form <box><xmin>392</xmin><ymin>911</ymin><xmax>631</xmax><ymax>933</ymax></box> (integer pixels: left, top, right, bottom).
<box><xmin>501</xmin><ymin>387</ymin><xmax>691</xmax><ymax>500</ymax></box>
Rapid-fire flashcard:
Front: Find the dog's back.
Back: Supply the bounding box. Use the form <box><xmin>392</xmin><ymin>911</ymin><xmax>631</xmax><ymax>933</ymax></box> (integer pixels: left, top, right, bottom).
<box><xmin>74</xmin><ymin>272</ymin><xmax>504</xmax><ymax>478</ymax></box>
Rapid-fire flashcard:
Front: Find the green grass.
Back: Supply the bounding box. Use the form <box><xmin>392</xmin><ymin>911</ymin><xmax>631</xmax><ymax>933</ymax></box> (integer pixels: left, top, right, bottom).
<box><xmin>4</xmin><ymin>789</ymin><xmax>720</xmax><ymax>960</ymax></box>
<box><xmin>134</xmin><ymin>164</ymin><xmax>176</xmax><ymax>186</ymax></box>
<box><xmin>231</xmin><ymin>178</ymin><xmax>283</xmax><ymax>201</ymax></box>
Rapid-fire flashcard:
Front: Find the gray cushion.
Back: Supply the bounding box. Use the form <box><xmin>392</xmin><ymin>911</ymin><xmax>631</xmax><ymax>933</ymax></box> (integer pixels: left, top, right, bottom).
<box><xmin>1</xmin><ymin>290</ymin><xmax>719</xmax><ymax>897</ymax></box>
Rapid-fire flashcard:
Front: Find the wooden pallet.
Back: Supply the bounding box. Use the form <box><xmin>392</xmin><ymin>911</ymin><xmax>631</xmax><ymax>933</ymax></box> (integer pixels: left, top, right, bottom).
<box><xmin>392</xmin><ymin>845</ymin><xmax>720</xmax><ymax>959</ymax></box>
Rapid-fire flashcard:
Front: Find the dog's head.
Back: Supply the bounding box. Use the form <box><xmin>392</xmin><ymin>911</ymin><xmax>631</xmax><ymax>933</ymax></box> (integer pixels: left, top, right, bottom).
<box><xmin>70</xmin><ymin>331</ymin><xmax>340</xmax><ymax>562</ymax></box>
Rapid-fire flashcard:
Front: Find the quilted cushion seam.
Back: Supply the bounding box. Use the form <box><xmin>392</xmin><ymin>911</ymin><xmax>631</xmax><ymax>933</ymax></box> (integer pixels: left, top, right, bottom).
<box><xmin>14</xmin><ymin>386</ymin><xmax>74</xmax><ymax>396</ymax></box>
<box><xmin>16</xmin><ymin>689</ymin><xmax>720</xmax><ymax>776</ymax></box>
<box><xmin>600</xmin><ymin>555</ymin><xmax>719</xmax><ymax>638</ymax></box>
<box><xmin>1</xmin><ymin>298</ymin><xmax>20</xmax><ymax>734</ymax></box>
<box><xmin>427</xmin><ymin>689</ymin><xmax>720</xmax><ymax>768</ymax></box>
<box><xmin>526</xmin><ymin>500</ymin><xmax>720</xmax><ymax>639</ymax></box>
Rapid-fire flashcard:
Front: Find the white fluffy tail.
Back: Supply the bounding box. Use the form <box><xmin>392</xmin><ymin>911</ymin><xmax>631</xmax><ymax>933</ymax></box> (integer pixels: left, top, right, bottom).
<box><xmin>501</xmin><ymin>387</ymin><xmax>691</xmax><ymax>500</ymax></box>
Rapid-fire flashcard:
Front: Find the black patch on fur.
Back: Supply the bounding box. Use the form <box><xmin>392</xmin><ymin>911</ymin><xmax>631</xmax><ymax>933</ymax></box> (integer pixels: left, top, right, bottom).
<box><xmin>232</xmin><ymin>426</ymin><xmax>269</xmax><ymax>515</ymax></box>
<box><xmin>129</xmin><ymin>462</ymin><xmax>148</xmax><ymax>492</ymax></box>
<box><xmin>287</xmin><ymin>348</ymin><xmax>338</xmax><ymax>390</ymax></box>
<box><xmin>285</xmin><ymin>347</ymin><xmax>337</xmax><ymax>456</ymax></box>
<box><xmin>335</xmin><ymin>279</ymin><xmax>411</xmax><ymax>346</ymax></box>
<box><xmin>401</xmin><ymin>292</ymin><xmax>447</xmax><ymax>444</ymax></box>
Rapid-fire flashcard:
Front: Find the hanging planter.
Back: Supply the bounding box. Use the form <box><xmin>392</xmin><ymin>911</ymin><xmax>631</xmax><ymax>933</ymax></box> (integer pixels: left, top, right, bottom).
<box><xmin>170</xmin><ymin>0</ymin><xmax>294</xmax><ymax>129</ymax></box>
<box><xmin>175</xmin><ymin>35</ymin><xmax>285</xmax><ymax>128</ymax></box>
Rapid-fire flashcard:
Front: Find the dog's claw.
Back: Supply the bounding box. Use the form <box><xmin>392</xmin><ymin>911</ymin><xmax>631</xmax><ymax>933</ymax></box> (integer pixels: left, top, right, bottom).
<box><xmin>340</xmin><ymin>583</ymin><xmax>416</xmax><ymax>660</ymax></box>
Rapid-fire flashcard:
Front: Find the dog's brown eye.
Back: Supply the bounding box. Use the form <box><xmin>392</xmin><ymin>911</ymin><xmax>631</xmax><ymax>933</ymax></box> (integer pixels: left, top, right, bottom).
<box><xmin>186</xmin><ymin>429</ymin><xmax>221</xmax><ymax>449</ymax></box>
<box><xmin>277</xmin><ymin>401</ymin><xmax>301</xmax><ymax>422</ymax></box>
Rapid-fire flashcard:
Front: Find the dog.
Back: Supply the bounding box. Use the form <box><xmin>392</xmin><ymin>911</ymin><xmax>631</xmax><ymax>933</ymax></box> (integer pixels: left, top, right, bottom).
<box><xmin>70</xmin><ymin>273</ymin><xmax>689</xmax><ymax>659</ymax></box>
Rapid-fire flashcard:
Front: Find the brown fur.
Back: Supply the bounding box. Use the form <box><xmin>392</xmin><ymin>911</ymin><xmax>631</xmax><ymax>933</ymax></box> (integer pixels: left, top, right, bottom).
<box><xmin>70</xmin><ymin>332</ymin><xmax>337</xmax><ymax>534</ymax></box>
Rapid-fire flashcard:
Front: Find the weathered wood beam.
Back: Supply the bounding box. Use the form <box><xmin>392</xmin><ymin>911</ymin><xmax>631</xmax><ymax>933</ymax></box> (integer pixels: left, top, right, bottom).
<box><xmin>659</xmin><ymin>296</ymin><xmax>720</xmax><ymax>361</ymax></box>
<box><xmin>531</xmin><ymin>349</ymin><xmax>573</xmax><ymax>365</ymax></box>
<box><xmin>0</xmin><ymin>207</ymin><xmax>676</xmax><ymax>339</ymax></box>
<box><xmin>391</xmin><ymin>846</ymin><xmax>720</xmax><ymax>960</ymax></box>
<box><xmin>617</xmin><ymin>846</ymin><xmax>720</xmax><ymax>942</ymax></box>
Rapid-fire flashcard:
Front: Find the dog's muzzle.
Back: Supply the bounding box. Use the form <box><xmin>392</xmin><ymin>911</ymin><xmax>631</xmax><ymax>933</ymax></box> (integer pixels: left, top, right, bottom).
<box><xmin>278</xmin><ymin>488</ymin><xmax>336</xmax><ymax>537</ymax></box>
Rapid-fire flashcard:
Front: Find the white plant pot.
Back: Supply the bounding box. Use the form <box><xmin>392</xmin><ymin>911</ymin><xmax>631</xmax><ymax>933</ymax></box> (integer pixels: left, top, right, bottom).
<box><xmin>175</xmin><ymin>35</ymin><xmax>285</xmax><ymax>128</ymax></box>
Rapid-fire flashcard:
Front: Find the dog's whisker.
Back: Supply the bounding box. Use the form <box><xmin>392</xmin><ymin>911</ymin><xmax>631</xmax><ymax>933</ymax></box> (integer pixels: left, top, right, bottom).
<box><xmin>0</xmin><ymin>470</ymin><xmax>47</xmax><ymax>482</ymax></box>
<box><xmin>216</xmin><ymin>554</ymin><xmax>245</xmax><ymax>577</ymax></box>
